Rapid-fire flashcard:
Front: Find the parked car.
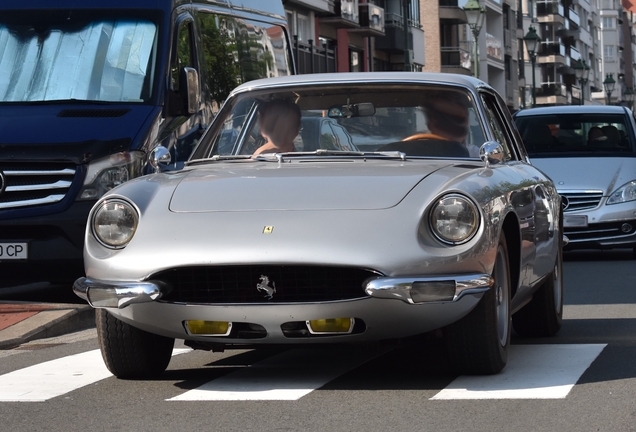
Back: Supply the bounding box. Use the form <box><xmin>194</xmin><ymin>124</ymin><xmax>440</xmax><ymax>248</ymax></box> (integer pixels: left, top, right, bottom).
<box><xmin>74</xmin><ymin>72</ymin><xmax>564</xmax><ymax>378</ymax></box>
<box><xmin>0</xmin><ymin>0</ymin><xmax>294</xmax><ymax>288</ymax></box>
<box><xmin>514</xmin><ymin>105</ymin><xmax>636</xmax><ymax>255</ymax></box>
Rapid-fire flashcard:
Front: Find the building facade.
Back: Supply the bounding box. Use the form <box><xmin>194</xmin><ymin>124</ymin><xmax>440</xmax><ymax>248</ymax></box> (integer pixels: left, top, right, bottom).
<box><xmin>283</xmin><ymin>0</ymin><xmax>636</xmax><ymax>109</ymax></box>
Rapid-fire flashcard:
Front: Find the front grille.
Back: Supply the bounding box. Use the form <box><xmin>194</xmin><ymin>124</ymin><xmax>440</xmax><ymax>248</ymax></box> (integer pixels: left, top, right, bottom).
<box><xmin>560</xmin><ymin>191</ymin><xmax>603</xmax><ymax>212</ymax></box>
<box><xmin>565</xmin><ymin>219</ymin><xmax>636</xmax><ymax>242</ymax></box>
<box><xmin>155</xmin><ymin>265</ymin><xmax>378</xmax><ymax>304</ymax></box>
<box><xmin>0</xmin><ymin>162</ymin><xmax>77</xmax><ymax>210</ymax></box>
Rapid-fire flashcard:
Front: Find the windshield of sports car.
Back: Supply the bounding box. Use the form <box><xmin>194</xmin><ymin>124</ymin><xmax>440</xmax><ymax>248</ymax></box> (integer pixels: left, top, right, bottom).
<box><xmin>515</xmin><ymin>113</ymin><xmax>636</xmax><ymax>157</ymax></box>
<box><xmin>193</xmin><ymin>84</ymin><xmax>486</xmax><ymax>160</ymax></box>
<box><xmin>0</xmin><ymin>10</ymin><xmax>158</xmax><ymax>103</ymax></box>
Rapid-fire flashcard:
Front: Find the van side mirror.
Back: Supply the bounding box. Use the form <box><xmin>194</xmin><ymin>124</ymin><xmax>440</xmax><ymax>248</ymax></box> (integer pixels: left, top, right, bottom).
<box><xmin>182</xmin><ymin>67</ymin><xmax>200</xmax><ymax>115</ymax></box>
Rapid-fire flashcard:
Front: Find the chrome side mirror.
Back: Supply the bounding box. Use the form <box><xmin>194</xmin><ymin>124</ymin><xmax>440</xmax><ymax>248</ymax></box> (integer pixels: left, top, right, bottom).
<box><xmin>183</xmin><ymin>67</ymin><xmax>199</xmax><ymax>115</ymax></box>
<box><xmin>150</xmin><ymin>146</ymin><xmax>171</xmax><ymax>173</ymax></box>
<box><xmin>479</xmin><ymin>141</ymin><xmax>505</xmax><ymax>167</ymax></box>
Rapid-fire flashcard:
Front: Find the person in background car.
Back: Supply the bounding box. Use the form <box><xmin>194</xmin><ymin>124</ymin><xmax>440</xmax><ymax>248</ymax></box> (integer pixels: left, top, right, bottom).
<box><xmin>587</xmin><ymin>126</ymin><xmax>606</xmax><ymax>144</ymax></box>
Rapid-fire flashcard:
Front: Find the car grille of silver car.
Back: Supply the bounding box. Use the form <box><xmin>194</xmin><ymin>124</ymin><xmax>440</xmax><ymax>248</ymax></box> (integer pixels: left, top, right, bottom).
<box><xmin>564</xmin><ymin>219</ymin><xmax>636</xmax><ymax>243</ymax></box>
<box><xmin>560</xmin><ymin>191</ymin><xmax>603</xmax><ymax>212</ymax></box>
<box><xmin>0</xmin><ymin>162</ymin><xmax>76</xmax><ymax>210</ymax></box>
<box><xmin>154</xmin><ymin>265</ymin><xmax>378</xmax><ymax>304</ymax></box>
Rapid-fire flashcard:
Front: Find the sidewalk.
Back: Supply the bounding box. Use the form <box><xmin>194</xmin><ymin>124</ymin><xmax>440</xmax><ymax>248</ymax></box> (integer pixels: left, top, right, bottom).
<box><xmin>0</xmin><ymin>302</ymin><xmax>95</xmax><ymax>349</ymax></box>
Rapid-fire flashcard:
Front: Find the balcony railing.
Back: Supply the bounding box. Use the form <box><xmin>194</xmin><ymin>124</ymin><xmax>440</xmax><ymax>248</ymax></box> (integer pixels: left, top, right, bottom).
<box><xmin>486</xmin><ymin>33</ymin><xmax>503</xmax><ymax>60</ymax></box>
<box><xmin>569</xmin><ymin>46</ymin><xmax>581</xmax><ymax>61</ymax></box>
<box><xmin>440</xmin><ymin>44</ymin><xmax>472</xmax><ymax>69</ymax></box>
<box><xmin>537</xmin><ymin>1</ymin><xmax>565</xmax><ymax>17</ymax></box>
<box><xmin>356</xmin><ymin>3</ymin><xmax>385</xmax><ymax>35</ymax></box>
<box><xmin>293</xmin><ymin>38</ymin><xmax>337</xmax><ymax>74</ymax></box>
<box><xmin>540</xmin><ymin>41</ymin><xmax>566</xmax><ymax>57</ymax></box>
<box><xmin>321</xmin><ymin>0</ymin><xmax>360</xmax><ymax>27</ymax></box>
<box><xmin>568</xmin><ymin>8</ymin><xmax>580</xmax><ymax>26</ymax></box>
<box><xmin>536</xmin><ymin>82</ymin><xmax>567</xmax><ymax>97</ymax></box>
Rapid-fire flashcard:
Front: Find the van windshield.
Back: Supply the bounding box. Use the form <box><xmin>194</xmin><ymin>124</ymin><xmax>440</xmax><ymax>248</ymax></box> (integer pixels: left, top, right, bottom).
<box><xmin>0</xmin><ymin>15</ymin><xmax>157</xmax><ymax>103</ymax></box>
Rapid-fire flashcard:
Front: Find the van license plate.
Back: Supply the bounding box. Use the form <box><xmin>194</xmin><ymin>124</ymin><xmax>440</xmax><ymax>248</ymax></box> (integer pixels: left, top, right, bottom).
<box><xmin>0</xmin><ymin>243</ymin><xmax>28</xmax><ymax>259</ymax></box>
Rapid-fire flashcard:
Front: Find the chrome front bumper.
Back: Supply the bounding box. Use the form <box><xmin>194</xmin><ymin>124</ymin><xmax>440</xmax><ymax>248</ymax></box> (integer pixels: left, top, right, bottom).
<box><xmin>73</xmin><ymin>278</ymin><xmax>171</xmax><ymax>309</ymax></box>
<box><xmin>74</xmin><ymin>273</ymin><xmax>492</xmax><ymax>309</ymax></box>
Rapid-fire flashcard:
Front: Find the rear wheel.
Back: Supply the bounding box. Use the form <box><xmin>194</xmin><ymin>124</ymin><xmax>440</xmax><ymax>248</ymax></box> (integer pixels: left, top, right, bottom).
<box><xmin>444</xmin><ymin>232</ymin><xmax>511</xmax><ymax>375</ymax></box>
<box><xmin>513</xmin><ymin>235</ymin><xmax>563</xmax><ymax>337</ymax></box>
<box><xmin>96</xmin><ymin>309</ymin><xmax>174</xmax><ymax>379</ymax></box>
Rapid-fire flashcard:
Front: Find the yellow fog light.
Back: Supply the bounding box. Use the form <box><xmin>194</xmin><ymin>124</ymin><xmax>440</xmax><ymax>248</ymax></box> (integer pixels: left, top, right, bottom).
<box><xmin>306</xmin><ymin>318</ymin><xmax>355</xmax><ymax>335</ymax></box>
<box><xmin>184</xmin><ymin>320</ymin><xmax>232</xmax><ymax>336</ymax></box>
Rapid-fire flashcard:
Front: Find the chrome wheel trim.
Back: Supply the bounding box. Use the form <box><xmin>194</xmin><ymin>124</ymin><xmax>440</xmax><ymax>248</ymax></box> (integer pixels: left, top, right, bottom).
<box><xmin>553</xmin><ymin>261</ymin><xmax>563</xmax><ymax>315</ymax></box>
<box><xmin>494</xmin><ymin>245</ymin><xmax>510</xmax><ymax>347</ymax></box>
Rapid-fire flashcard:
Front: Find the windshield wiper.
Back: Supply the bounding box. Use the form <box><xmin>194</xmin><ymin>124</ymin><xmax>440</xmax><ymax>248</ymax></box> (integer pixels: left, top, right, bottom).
<box><xmin>186</xmin><ymin>155</ymin><xmax>253</xmax><ymax>166</ymax></box>
<box><xmin>289</xmin><ymin>149</ymin><xmax>407</xmax><ymax>160</ymax></box>
<box><xmin>186</xmin><ymin>150</ymin><xmax>407</xmax><ymax>166</ymax></box>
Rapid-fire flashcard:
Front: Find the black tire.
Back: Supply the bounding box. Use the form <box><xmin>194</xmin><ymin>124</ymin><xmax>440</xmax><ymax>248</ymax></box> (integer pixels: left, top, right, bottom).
<box><xmin>96</xmin><ymin>309</ymin><xmax>175</xmax><ymax>379</ymax></box>
<box><xmin>512</xmin><ymin>233</ymin><xmax>564</xmax><ymax>337</ymax></box>
<box><xmin>443</xmin><ymin>232</ymin><xmax>511</xmax><ymax>375</ymax></box>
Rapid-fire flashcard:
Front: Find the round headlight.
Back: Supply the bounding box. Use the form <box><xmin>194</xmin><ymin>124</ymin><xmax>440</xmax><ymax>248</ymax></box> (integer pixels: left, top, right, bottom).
<box><xmin>92</xmin><ymin>199</ymin><xmax>138</xmax><ymax>248</ymax></box>
<box><xmin>430</xmin><ymin>194</ymin><xmax>479</xmax><ymax>244</ymax></box>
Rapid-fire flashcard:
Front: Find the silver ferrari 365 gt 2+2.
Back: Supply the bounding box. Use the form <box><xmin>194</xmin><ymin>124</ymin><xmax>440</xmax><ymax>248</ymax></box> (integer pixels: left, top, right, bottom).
<box><xmin>74</xmin><ymin>72</ymin><xmax>564</xmax><ymax>378</ymax></box>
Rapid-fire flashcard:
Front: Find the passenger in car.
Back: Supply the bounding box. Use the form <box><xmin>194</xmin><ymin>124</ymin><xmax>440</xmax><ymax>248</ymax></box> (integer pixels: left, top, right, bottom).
<box><xmin>378</xmin><ymin>91</ymin><xmax>471</xmax><ymax>157</ymax></box>
<box><xmin>252</xmin><ymin>99</ymin><xmax>302</xmax><ymax>156</ymax></box>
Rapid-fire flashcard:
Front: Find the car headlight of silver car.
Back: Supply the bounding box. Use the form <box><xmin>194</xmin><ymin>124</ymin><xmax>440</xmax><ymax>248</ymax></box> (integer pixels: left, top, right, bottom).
<box><xmin>429</xmin><ymin>194</ymin><xmax>480</xmax><ymax>244</ymax></box>
<box><xmin>607</xmin><ymin>180</ymin><xmax>636</xmax><ymax>205</ymax></box>
<box><xmin>91</xmin><ymin>199</ymin><xmax>139</xmax><ymax>249</ymax></box>
<box><xmin>79</xmin><ymin>151</ymin><xmax>145</xmax><ymax>200</ymax></box>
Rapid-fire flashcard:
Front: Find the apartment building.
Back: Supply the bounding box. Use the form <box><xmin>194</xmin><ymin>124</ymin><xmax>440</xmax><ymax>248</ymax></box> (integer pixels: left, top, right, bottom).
<box><xmin>284</xmin><ymin>0</ymin><xmax>425</xmax><ymax>73</ymax></box>
<box><xmin>283</xmin><ymin>0</ymin><xmax>636</xmax><ymax>109</ymax></box>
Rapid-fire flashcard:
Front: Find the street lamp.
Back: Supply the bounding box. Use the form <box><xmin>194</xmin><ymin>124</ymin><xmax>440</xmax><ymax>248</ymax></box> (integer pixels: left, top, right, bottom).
<box><xmin>573</xmin><ymin>60</ymin><xmax>590</xmax><ymax>105</ymax></box>
<box><xmin>624</xmin><ymin>86</ymin><xmax>635</xmax><ymax>110</ymax></box>
<box><xmin>603</xmin><ymin>73</ymin><xmax>616</xmax><ymax>105</ymax></box>
<box><xmin>523</xmin><ymin>26</ymin><xmax>541</xmax><ymax>106</ymax></box>
<box><xmin>464</xmin><ymin>0</ymin><xmax>485</xmax><ymax>79</ymax></box>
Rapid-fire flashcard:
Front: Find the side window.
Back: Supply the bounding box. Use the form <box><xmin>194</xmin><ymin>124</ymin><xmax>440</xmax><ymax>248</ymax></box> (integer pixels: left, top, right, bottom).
<box><xmin>480</xmin><ymin>92</ymin><xmax>514</xmax><ymax>161</ymax></box>
<box><xmin>197</xmin><ymin>12</ymin><xmax>292</xmax><ymax>110</ymax></box>
<box><xmin>171</xmin><ymin>21</ymin><xmax>195</xmax><ymax>93</ymax></box>
<box><xmin>197</xmin><ymin>12</ymin><xmax>240</xmax><ymax>108</ymax></box>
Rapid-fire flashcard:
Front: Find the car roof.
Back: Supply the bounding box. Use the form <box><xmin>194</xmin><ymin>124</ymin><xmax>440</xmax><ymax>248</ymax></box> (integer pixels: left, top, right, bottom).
<box><xmin>229</xmin><ymin>72</ymin><xmax>491</xmax><ymax>96</ymax></box>
<box><xmin>514</xmin><ymin>105</ymin><xmax>630</xmax><ymax>117</ymax></box>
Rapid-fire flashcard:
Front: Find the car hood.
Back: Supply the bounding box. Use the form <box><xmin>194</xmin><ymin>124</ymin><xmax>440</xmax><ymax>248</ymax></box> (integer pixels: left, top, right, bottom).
<box><xmin>530</xmin><ymin>156</ymin><xmax>636</xmax><ymax>194</ymax></box>
<box><xmin>169</xmin><ymin>160</ymin><xmax>449</xmax><ymax>212</ymax></box>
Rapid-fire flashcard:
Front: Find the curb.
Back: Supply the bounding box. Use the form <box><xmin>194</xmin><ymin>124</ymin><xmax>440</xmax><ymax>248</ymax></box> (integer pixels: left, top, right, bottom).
<box><xmin>0</xmin><ymin>304</ymin><xmax>96</xmax><ymax>350</ymax></box>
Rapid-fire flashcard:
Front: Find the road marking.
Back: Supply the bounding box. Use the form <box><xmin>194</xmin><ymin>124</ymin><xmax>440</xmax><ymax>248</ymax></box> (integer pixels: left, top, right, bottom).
<box><xmin>564</xmin><ymin>304</ymin><xmax>636</xmax><ymax>319</ymax></box>
<box><xmin>0</xmin><ymin>348</ymin><xmax>190</xmax><ymax>402</ymax></box>
<box><xmin>168</xmin><ymin>348</ymin><xmax>387</xmax><ymax>401</ymax></box>
<box><xmin>430</xmin><ymin>344</ymin><xmax>606</xmax><ymax>400</ymax></box>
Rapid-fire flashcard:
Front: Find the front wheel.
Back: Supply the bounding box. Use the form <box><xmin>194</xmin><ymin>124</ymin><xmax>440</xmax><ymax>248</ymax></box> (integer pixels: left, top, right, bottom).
<box><xmin>443</xmin><ymin>232</ymin><xmax>511</xmax><ymax>375</ymax></box>
<box><xmin>96</xmin><ymin>309</ymin><xmax>175</xmax><ymax>379</ymax></box>
<box><xmin>512</xmin><ymin>238</ymin><xmax>563</xmax><ymax>337</ymax></box>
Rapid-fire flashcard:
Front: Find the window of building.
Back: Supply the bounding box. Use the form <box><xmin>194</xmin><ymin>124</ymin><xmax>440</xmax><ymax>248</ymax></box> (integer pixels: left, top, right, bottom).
<box><xmin>285</xmin><ymin>10</ymin><xmax>312</xmax><ymax>43</ymax></box>
<box><xmin>602</xmin><ymin>17</ymin><xmax>614</xmax><ymax>28</ymax></box>
<box><xmin>604</xmin><ymin>44</ymin><xmax>615</xmax><ymax>58</ymax></box>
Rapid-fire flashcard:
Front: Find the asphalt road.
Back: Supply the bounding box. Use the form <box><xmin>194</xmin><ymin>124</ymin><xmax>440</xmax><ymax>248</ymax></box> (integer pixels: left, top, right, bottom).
<box><xmin>1</xmin><ymin>249</ymin><xmax>635</xmax><ymax>432</ymax></box>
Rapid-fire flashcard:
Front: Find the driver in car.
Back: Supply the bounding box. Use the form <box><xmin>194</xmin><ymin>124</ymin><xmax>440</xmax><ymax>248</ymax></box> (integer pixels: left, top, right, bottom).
<box><xmin>379</xmin><ymin>90</ymin><xmax>473</xmax><ymax>157</ymax></box>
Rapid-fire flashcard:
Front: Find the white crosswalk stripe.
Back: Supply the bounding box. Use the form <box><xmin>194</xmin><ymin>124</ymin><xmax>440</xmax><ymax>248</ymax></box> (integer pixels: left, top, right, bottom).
<box><xmin>168</xmin><ymin>348</ymin><xmax>388</xmax><ymax>401</ymax></box>
<box><xmin>430</xmin><ymin>344</ymin><xmax>607</xmax><ymax>400</ymax></box>
<box><xmin>0</xmin><ymin>348</ymin><xmax>190</xmax><ymax>402</ymax></box>
<box><xmin>0</xmin><ymin>344</ymin><xmax>606</xmax><ymax>402</ymax></box>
